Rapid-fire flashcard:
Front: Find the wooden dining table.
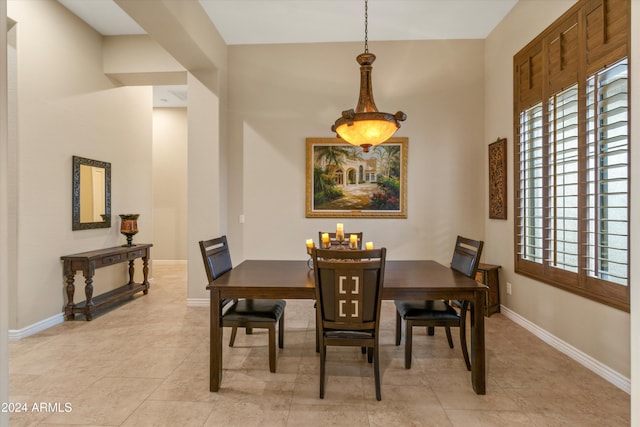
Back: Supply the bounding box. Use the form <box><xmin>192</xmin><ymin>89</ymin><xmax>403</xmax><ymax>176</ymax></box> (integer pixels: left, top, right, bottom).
<box><xmin>207</xmin><ymin>259</ymin><xmax>488</xmax><ymax>394</ymax></box>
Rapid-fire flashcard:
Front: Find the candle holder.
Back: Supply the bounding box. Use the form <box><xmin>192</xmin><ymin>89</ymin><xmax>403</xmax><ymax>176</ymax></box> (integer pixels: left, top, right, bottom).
<box><xmin>119</xmin><ymin>214</ymin><xmax>139</xmax><ymax>246</ymax></box>
<box><xmin>306</xmin><ymin>245</ymin><xmax>314</xmax><ymax>269</ymax></box>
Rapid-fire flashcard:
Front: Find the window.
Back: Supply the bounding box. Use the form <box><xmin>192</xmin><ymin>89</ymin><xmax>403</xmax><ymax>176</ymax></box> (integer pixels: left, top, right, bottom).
<box><xmin>585</xmin><ymin>60</ymin><xmax>629</xmax><ymax>286</ymax></box>
<box><xmin>514</xmin><ymin>0</ymin><xmax>630</xmax><ymax>311</ymax></box>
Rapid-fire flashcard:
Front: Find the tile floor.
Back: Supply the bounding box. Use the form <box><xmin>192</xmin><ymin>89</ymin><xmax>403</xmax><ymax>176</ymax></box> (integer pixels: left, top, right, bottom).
<box><xmin>9</xmin><ymin>263</ymin><xmax>630</xmax><ymax>426</ymax></box>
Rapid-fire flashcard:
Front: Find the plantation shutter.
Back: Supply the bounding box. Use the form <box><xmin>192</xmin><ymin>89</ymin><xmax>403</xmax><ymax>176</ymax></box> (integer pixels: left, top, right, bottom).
<box><xmin>513</xmin><ymin>0</ymin><xmax>629</xmax><ymax>310</ymax></box>
<box><xmin>583</xmin><ymin>59</ymin><xmax>629</xmax><ymax>303</ymax></box>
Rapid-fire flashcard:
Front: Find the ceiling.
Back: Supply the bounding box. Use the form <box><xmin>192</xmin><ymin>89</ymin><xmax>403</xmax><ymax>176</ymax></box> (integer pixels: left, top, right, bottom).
<box><xmin>56</xmin><ymin>0</ymin><xmax>518</xmax><ymax>107</ymax></box>
<box><xmin>57</xmin><ymin>0</ymin><xmax>518</xmax><ymax>42</ymax></box>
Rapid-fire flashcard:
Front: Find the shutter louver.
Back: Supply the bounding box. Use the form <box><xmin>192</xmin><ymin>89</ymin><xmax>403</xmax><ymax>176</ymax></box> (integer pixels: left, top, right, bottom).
<box><xmin>547</xmin><ymin>86</ymin><xmax>579</xmax><ymax>272</ymax></box>
<box><xmin>515</xmin><ymin>44</ymin><xmax>543</xmax><ymax>111</ymax></box>
<box><xmin>545</xmin><ymin>14</ymin><xmax>579</xmax><ymax>94</ymax></box>
<box><xmin>516</xmin><ymin>104</ymin><xmax>544</xmax><ymax>265</ymax></box>
<box><xmin>584</xmin><ymin>0</ymin><xmax>629</xmax><ymax>74</ymax></box>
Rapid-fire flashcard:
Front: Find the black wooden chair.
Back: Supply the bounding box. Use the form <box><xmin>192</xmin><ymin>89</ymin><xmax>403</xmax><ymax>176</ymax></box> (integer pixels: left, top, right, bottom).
<box><xmin>199</xmin><ymin>235</ymin><xmax>286</xmax><ymax>373</ymax></box>
<box><xmin>394</xmin><ymin>235</ymin><xmax>483</xmax><ymax>370</ymax></box>
<box><xmin>314</xmin><ymin>231</ymin><xmax>364</xmax><ymax>352</ymax></box>
<box><xmin>312</xmin><ymin>247</ymin><xmax>386</xmax><ymax>401</ymax></box>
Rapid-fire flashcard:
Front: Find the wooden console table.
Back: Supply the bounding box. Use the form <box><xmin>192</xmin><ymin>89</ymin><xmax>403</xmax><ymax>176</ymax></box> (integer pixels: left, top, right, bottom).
<box><xmin>61</xmin><ymin>244</ymin><xmax>152</xmax><ymax>320</ymax></box>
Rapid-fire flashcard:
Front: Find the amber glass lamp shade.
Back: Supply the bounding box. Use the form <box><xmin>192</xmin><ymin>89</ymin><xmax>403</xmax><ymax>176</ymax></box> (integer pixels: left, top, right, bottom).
<box><xmin>334</xmin><ymin>114</ymin><xmax>401</xmax><ymax>151</ymax></box>
<box><xmin>332</xmin><ymin>52</ymin><xmax>406</xmax><ymax>152</ymax></box>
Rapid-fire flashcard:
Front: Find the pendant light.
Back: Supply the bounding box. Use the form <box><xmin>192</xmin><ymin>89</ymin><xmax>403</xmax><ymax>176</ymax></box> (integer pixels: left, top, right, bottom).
<box><xmin>331</xmin><ymin>0</ymin><xmax>406</xmax><ymax>152</ymax></box>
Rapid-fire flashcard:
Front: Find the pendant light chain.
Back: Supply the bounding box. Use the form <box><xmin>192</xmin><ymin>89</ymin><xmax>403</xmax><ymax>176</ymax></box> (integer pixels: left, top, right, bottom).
<box><xmin>364</xmin><ymin>0</ymin><xmax>369</xmax><ymax>53</ymax></box>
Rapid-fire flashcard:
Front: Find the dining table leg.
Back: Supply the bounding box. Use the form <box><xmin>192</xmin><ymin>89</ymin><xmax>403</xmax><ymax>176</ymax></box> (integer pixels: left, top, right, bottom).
<box><xmin>470</xmin><ymin>289</ymin><xmax>486</xmax><ymax>394</ymax></box>
<box><xmin>210</xmin><ymin>288</ymin><xmax>222</xmax><ymax>392</ymax></box>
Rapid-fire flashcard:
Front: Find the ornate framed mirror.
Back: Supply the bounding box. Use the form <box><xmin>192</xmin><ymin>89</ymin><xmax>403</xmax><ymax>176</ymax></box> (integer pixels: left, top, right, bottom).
<box><xmin>72</xmin><ymin>156</ymin><xmax>111</xmax><ymax>230</ymax></box>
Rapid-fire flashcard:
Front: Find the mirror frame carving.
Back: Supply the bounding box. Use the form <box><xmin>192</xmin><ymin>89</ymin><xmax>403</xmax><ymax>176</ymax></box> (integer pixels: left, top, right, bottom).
<box><xmin>72</xmin><ymin>156</ymin><xmax>111</xmax><ymax>230</ymax></box>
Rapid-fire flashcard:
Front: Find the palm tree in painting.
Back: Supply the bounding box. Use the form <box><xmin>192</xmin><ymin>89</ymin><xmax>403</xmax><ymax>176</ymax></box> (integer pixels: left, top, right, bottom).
<box><xmin>313</xmin><ymin>145</ymin><xmax>351</xmax><ymax>207</ymax></box>
<box><xmin>370</xmin><ymin>145</ymin><xmax>402</xmax><ymax>210</ymax></box>
<box><xmin>314</xmin><ymin>145</ymin><xmax>351</xmax><ymax>172</ymax></box>
<box><xmin>345</xmin><ymin>146</ymin><xmax>365</xmax><ymax>162</ymax></box>
<box><xmin>373</xmin><ymin>145</ymin><xmax>401</xmax><ymax>177</ymax></box>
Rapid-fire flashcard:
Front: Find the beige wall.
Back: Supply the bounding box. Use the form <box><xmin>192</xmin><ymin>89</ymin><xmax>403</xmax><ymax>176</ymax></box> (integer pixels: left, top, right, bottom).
<box><xmin>103</xmin><ymin>35</ymin><xmax>186</xmax><ymax>86</ymax></box>
<box><xmin>1</xmin><ymin>0</ymin><xmax>9</xmax><ymax>422</ymax></box>
<box><xmin>152</xmin><ymin>108</ymin><xmax>188</xmax><ymax>261</ymax></box>
<box><xmin>187</xmin><ymin>73</ymin><xmax>223</xmax><ymax>298</ymax></box>
<box><xmin>227</xmin><ymin>40</ymin><xmax>486</xmax><ymax>267</ymax></box>
<box><xmin>484</xmin><ymin>0</ymin><xmax>631</xmax><ymax>379</ymax></box>
<box><xmin>7</xmin><ymin>0</ymin><xmax>153</xmax><ymax>328</ymax></box>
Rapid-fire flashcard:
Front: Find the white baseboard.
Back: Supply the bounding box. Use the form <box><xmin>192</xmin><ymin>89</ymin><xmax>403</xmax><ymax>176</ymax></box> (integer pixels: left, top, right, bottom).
<box><xmin>500</xmin><ymin>305</ymin><xmax>630</xmax><ymax>394</ymax></box>
<box><xmin>187</xmin><ymin>298</ymin><xmax>209</xmax><ymax>307</ymax></box>
<box><xmin>8</xmin><ymin>313</ymin><xmax>64</xmax><ymax>342</ymax></box>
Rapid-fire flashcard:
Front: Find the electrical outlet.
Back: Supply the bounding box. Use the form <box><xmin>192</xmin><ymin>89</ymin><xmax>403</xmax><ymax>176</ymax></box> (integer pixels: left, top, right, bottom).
<box><xmin>506</xmin><ymin>282</ymin><xmax>512</xmax><ymax>295</ymax></box>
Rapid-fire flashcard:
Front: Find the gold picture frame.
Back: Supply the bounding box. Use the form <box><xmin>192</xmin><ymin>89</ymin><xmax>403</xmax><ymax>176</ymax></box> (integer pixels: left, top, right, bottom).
<box><xmin>306</xmin><ymin>137</ymin><xmax>408</xmax><ymax>218</ymax></box>
<box><xmin>488</xmin><ymin>137</ymin><xmax>507</xmax><ymax>219</ymax></box>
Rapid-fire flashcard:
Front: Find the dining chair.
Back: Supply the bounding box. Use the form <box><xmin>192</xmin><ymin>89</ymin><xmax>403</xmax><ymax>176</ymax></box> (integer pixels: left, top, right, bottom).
<box><xmin>199</xmin><ymin>235</ymin><xmax>286</xmax><ymax>373</ymax></box>
<box><xmin>394</xmin><ymin>235</ymin><xmax>484</xmax><ymax>370</ymax></box>
<box><xmin>312</xmin><ymin>247</ymin><xmax>386</xmax><ymax>401</ymax></box>
<box><xmin>315</xmin><ymin>231</ymin><xmax>364</xmax><ymax>352</ymax></box>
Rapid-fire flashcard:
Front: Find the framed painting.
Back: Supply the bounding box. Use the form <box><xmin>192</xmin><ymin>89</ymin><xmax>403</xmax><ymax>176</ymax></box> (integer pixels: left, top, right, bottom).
<box><xmin>488</xmin><ymin>137</ymin><xmax>507</xmax><ymax>219</ymax></box>
<box><xmin>306</xmin><ymin>137</ymin><xmax>408</xmax><ymax>218</ymax></box>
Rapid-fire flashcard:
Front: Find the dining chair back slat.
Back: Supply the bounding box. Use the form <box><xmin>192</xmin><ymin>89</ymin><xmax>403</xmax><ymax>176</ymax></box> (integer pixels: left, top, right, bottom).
<box><xmin>200</xmin><ymin>236</ymin><xmax>232</xmax><ymax>282</ymax></box>
<box><xmin>451</xmin><ymin>236</ymin><xmax>484</xmax><ymax>278</ymax></box>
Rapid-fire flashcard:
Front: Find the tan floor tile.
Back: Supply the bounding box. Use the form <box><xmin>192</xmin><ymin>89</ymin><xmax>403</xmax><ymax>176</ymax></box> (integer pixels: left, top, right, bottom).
<box><xmin>445</xmin><ymin>409</ymin><xmax>537</xmax><ymax>426</ymax></box>
<box><xmin>434</xmin><ymin>386</ymin><xmax>521</xmax><ymax>412</ymax></box>
<box><xmin>7</xmin><ymin>262</ymin><xmax>630</xmax><ymax>426</ymax></box>
<box><xmin>121</xmin><ymin>400</ymin><xmax>213</xmax><ymax>427</ymax></box>
<box><xmin>42</xmin><ymin>376</ymin><xmax>163</xmax><ymax>425</ymax></box>
<box><xmin>286</xmin><ymin>403</ymin><xmax>369</xmax><ymax>427</ymax></box>
<box><xmin>367</xmin><ymin>401</ymin><xmax>453</xmax><ymax>427</ymax></box>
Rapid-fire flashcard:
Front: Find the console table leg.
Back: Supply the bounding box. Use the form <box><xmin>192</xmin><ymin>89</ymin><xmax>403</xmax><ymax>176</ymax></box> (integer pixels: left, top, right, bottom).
<box><xmin>64</xmin><ymin>264</ymin><xmax>76</xmax><ymax>320</ymax></box>
<box><xmin>128</xmin><ymin>259</ymin><xmax>135</xmax><ymax>287</ymax></box>
<box><xmin>142</xmin><ymin>256</ymin><xmax>150</xmax><ymax>294</ymax></box>
<box><xmin>83</xmin><ymin>266</ymin><xmax>95</xmax><ymax>321</ymax></box>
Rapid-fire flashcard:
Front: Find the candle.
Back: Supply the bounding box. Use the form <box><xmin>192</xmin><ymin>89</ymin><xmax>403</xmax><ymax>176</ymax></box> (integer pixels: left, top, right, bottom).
<box><xmin>365</xmin><ymin>241</ymin><xmax>374</xmax><ymax>250</ymax></box>
<box><xmin>336</xmin><ymin>223</ymin><xmax>344</xmax><ymax>241</ymax></box>
<box><xmin>306</xmin><ymin>239</ymin><xmax>314</xmax><ymax>249</ymax></box>
<box><xmin>349</xmin><ymin>234</ymin><xmax>358</xmax><ymax>249</ymax></box>
<box><xmin>321</xmin><ymin>233</ymin><xmax>330</xmax><ymax>248</ymax></box>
